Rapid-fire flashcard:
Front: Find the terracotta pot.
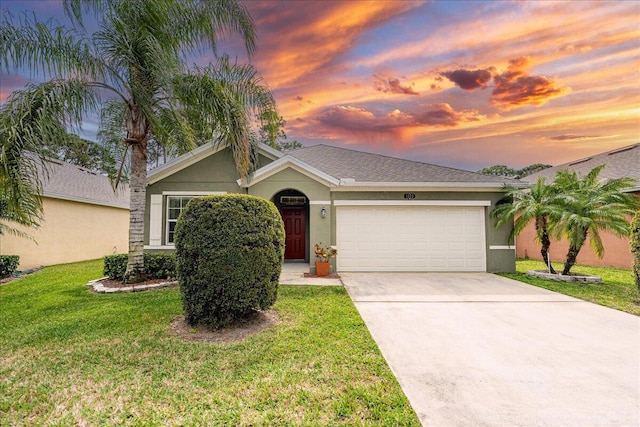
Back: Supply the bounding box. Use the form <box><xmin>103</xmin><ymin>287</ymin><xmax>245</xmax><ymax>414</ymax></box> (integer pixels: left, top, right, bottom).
<box><xmin>315</xmin><ymin>261</ymin><xmax>330</xmax><ymax>277</ymax></box>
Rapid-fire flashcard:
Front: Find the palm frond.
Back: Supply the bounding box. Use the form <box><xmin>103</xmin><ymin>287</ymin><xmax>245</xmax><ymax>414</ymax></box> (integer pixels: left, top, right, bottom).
<box><xmin>1</xmin><ymin>11</ymin><xmax>103</xmax><ymax>81</ymax></box>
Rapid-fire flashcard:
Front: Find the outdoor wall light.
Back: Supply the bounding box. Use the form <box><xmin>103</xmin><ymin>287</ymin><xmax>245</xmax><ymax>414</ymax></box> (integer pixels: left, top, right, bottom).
<box><xmin>320</xmin><ymin>207</ymin><xmax>327</xmax><ymax>218</ymax></box>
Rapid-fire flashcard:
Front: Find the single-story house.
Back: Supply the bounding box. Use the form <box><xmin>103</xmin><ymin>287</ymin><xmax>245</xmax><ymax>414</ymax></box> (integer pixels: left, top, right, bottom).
<box><xmin>0</xmin><ymin>158</ymin><xmax>130</xmax><ymax>270</ymax></box>
<box><xmin>518</xmin><ymin>143</ymin><xmax>640</xmax><ymax>269</ymax></box>
<box><xmin>145</xmin><ymin>143</ymin><xmax>520</xmax><ymax>273</ymax></box>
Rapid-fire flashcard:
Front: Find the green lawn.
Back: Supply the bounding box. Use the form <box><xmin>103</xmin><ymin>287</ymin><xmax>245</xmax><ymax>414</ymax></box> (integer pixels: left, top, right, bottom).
<box><xmin>0</xmin><ymin>260</ymin><xmax>419</xmax><ymax>426</ymax></box>
<box><xmin>499</xmin><ymin>259</ymin><xmax>639</xmax><ymax>316</ymax></box>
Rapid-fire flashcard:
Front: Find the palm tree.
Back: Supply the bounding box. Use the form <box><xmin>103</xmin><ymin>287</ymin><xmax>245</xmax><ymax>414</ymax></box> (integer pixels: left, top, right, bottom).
<box><xmin>1</xmin><ymin>0</ymin><xmax>278</xmax><ymax>283</ymax></box>
<box><xmin>631</xmin><ymin>210</ymin><xmax>640</xmax><ymax>292</ymax></box>
<box><xmin>552</xmin><ymin>165</ymin><xmax>638</xmax><ymax>275</ymax></box>
<box><xmin>491</xmin><ymin>177</ymin><xmax>561</xmax><ymax>273</ymax></box>
<box><xmin>0</xmin><ymin>89</ymin><xmax>50</xmax><ymax>239</ymax></box>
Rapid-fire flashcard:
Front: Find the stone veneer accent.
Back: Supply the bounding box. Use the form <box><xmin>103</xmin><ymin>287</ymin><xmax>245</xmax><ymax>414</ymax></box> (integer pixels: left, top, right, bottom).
<box><xmin>87</xmin><ymin>277</ymin><xmax>177</xmax><ymax>293</ymax></box>
<box><xmin>526</xmin><ymin>270</ymin><xmax>602</xmax><ymax>284</ymax></box>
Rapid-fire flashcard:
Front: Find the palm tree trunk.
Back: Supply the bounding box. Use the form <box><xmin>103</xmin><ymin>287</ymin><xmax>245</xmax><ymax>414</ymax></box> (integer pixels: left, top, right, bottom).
<box><xmin>562</xmin><ymin>229</ymin><xmax>588</xmax><ymax>275</ymax></box>
<box><xmin>124</xmin><ymin>141</ymin><xmax>148</xmax><ymax>284</ymax></box>
<box><xmin>537</xmin><ymin>216</ymin><xmax>556</xmax><ymax>274</ymax></box>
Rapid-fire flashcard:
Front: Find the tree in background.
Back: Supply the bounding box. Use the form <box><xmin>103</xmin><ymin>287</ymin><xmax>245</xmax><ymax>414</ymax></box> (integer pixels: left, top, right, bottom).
<box><xmin>479</xmin><ymin>163</ymin><xmax>551</xmax><ymax>179</ymax></box>
<box><xmin>479</xmin><ymin>165</ymin><xmax>518</xmax><ymax>178</ymax></box>
<box><xmin>491</xmin><ymin>177</ymin><xmax>561</xmax><ymax>273</ymax></box>
<box><xmin>259</xmin><ymin>112</ymin><xmax>302</xmax><ymax>151</ymax></box>
<box><xmin>517</xmin><ymin>164</ymin><xmax>553</xmax><ymax>178</ymax></box>
<box><xmin>1</xmin><ymin>0</ymin><xmax>279</xmax><ymax>282</ymax></box>
<box><xmin>552</xmin><ymin>166</ymin><xmax>638</xmax><ymax>275</ymax></box>
<box><xmin>39</xmin><ymin>133</ymin><xmax>118</xmax><ymax>177</ymax></box>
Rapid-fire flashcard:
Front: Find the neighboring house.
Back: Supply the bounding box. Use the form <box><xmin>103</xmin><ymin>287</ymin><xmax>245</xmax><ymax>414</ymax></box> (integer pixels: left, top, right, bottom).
<box><xmin>145</xmin><ymin>143</ymin><xmax>520</xmax><ymax>273</ymax></box>
<box><xmin>0</xmin><ymin>158</ymin><xmax>130</xmax><ymax>270</ymax></box>
<box><xmin>517</xmin><ymin>143</ymin><xmax>640</xmax><ymax>269</ymax></box>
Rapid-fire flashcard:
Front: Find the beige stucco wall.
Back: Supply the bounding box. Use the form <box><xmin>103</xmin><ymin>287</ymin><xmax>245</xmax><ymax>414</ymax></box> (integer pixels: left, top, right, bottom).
<box><xmin>516</xmin><ymin>221</ymin><xmax>633</xmax><ymax>269</ymax></box>
<box><xmin>0</xmin><ymin>197</ymin><xmax>129</xmax><ymax>270</ymax></box>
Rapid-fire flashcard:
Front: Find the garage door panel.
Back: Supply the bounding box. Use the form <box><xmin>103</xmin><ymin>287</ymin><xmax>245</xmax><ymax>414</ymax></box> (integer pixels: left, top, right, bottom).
<box><xmin>337</xmin><ymin>206</ymin><xmax>486</xmax><ymax>272</ymax></box>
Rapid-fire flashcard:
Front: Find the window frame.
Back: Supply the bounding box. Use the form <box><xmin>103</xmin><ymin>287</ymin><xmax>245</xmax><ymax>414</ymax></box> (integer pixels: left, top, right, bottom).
<box><xmin>165</xmin><ymin>196</ymin><xmax>193</xmax><ymax>245</ymax></box>
<box><xmin>162</xmin><ymin>192</ymin><xmax>226</xmax><ymax>246</ymax></box>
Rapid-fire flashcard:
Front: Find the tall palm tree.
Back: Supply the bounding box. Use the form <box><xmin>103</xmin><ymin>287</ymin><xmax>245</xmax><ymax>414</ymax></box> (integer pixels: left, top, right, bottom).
<box><xmin>491</xmin><ymin>177</ymin><xmax>561</xmax><ymax>273</ymax></box>
<box><xmin>552</xmin><ymin>165</ymin><xmax>638</xmax><ymax>275</ymax></box>
<box><xmin>1</xmin><ymin>0</ymin><xmax>278</xmax><ymax>283</ymax></box>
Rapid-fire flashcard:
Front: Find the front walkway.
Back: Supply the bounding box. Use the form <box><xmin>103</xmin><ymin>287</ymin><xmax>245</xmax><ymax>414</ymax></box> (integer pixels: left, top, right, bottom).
<box><xmin>279</xmin><ymin>262</ymin><xmax>342</xmax><ymax>286</ymax></box>
<box><xmin>341</xmin><ymin>272</ymin><xmax>640</xmax><ymax>427</ymax></box>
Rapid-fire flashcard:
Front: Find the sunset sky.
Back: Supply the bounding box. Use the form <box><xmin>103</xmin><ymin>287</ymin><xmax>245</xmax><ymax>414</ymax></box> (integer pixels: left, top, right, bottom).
<box><xmin>1</xmin><ymin>0</ymin><xmax>639</xmax><ymax>171</ymax></box>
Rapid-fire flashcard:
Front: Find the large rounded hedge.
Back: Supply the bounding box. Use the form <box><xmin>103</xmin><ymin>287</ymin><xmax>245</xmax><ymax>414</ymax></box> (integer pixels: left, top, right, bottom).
<box><xmin>174</xmin><ymin>194</ymin><xmax>285</xmax><ymax>328</ymax></box>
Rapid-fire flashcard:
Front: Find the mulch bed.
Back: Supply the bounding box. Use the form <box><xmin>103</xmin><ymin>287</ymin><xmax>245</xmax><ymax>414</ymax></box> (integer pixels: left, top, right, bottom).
<box><xmin>169</xmin><ymin>310</ymin><xmax>280</xmax><ymax>344</ymax></box>
<box><xmin>0</xmin><ymin>268</ymin><xmax>40</xmax><ymax>285</ymax></box>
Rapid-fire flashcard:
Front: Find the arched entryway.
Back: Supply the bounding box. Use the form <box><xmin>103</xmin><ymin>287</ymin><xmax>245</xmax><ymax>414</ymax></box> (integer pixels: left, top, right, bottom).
<box><xmin>273</xmin><ymin>189</ymin><xmax>309</xmax><ymax>261</ymax></box>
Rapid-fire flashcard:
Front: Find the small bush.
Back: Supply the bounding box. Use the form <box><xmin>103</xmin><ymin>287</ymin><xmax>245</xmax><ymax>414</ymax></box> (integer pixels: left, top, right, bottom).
<box><xmin>175</xmin><ymin>194</ymin><xmax>285</xmax><ymax>329</ymax></box>
<box><xmin>103</xmin><ymin>254</ymin><xmax>128</xmax><ymax>280</ymax></box>
<box><xmin>104</xmin><ymin>253</ymin><xmax>176</xmax><ymax>280</ymax></box>
<box><xmin>0</xmin><ymin>255</ymin><xmax>19</xmax><ymax>278</ymax></box>
<box><xmin>144</xmin><ymin>252</ymin><xmax>176</xmax><ymax>279</ymax></box>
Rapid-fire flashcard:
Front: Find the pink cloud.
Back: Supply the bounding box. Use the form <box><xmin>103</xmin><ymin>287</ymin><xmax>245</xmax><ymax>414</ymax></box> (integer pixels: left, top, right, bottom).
<box><xmin>549</xmin><ymin>134</ymin><xmax>600</xmax><ymax>141</ymax></box>
<box><xmin>490</xmin><ymin>57</ymin><xmax>569</xmax><ymax>110</ymax></box>
<box><xmin>314</xmin><ymin>103</ymin><xmax>485</xmax><ymax>143</ymax></box>
<box><xmin>373</xmin><ymin>75</ymin><xmax>419</xmax><ymax>95</ymax></box>
<box><xmin>0</xmin><ymin>74</ymin><xmax>31</xmax><ymax>103</ymax></box>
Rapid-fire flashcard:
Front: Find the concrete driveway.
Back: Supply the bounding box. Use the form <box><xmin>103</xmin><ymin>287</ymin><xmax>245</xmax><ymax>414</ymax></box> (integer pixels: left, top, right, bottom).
<box><xmin>341</xmin><ymin>272</ymin><xmax>640</xmax><ymax>427</ymax></box>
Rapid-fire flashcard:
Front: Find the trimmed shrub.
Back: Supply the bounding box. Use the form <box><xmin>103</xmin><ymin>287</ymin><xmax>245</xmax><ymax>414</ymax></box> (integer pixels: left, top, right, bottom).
<box><xmin>104</xmin><ymin>254</ymin><xmax>128</xmax><ymax>280</ymax></box>
<box><xmin>175</xmin><ymin>194</ymin><xmax>285</xmax><ymax>329</ymax></box>
<box><xmin>0</xmin><ymin>255</ymin><xmax>19</xmax><ymax>278</ymax></box>
<box><xmin>631</xmin><ymin>210</ymin><xmax>640</xmax><ymax>291</ymax></box>
<box><xmin>103</xmin><ymin>253</ymin><xmax>176</xmax><ymax>280</ymax></box>
<box><xmin>144</xmin><ymin>253</ymin><xmax>176</xmax><ymax>279</ymax></box>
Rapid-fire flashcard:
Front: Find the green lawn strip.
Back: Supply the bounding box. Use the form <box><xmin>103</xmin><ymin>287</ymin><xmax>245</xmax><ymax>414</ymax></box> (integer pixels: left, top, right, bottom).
<box><xmin>498</xmin><ymin>259</ymin><xmax>639</xmax><ymax>316</ymax></box>
<box><xmin>0</xmin><ymin>260</ymin><xmax>419</xmax><ymax>426</ymax></box>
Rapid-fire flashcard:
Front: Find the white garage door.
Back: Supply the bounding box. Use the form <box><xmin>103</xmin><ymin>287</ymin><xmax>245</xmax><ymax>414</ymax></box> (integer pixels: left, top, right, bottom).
<box><xmin>336</xmin><ymin>205</ymin><xmax>486</xmax><ymax>272</ymax></box>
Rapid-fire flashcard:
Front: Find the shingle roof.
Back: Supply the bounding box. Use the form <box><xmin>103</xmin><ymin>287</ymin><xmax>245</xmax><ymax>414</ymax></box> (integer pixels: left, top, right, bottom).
<box><xmin>40</xmin><ymin>158</ymin><xmax>129</xmax><ymax>209</ymax></box>
<box><xmin>288</xmin><ymin>144</ymin><xmax>519</xmax><ymax>184</ymax></box>
<box><xmin>524</xmin><ymin>143</ymin><xmax>640</xmax><ymax>186</ymax></box>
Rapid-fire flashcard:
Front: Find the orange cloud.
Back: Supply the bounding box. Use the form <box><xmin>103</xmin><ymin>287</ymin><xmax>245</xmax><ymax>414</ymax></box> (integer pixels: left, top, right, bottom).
<box><xmin>373</xmin><ymin>75</ymin><xmax>419</xmax><ymax>95</ymax></box>
<box><xmin>313</xmin><ymin>102</ymin><xmax>485</xmax><ymax>144</ymax></box>
<box><xmin>490</xmin><ymin>57</ymin><xmax>569</xmax><ymax>110</ymax></box>
<box><xmin>249</xmin><ymin>1</ymin><xmax>423</xmax><ymax>89</ymax></box>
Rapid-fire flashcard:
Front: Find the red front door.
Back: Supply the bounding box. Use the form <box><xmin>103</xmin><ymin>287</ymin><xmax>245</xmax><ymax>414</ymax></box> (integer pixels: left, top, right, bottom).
<box><xmin>281</xmin><ymin>207</ymin><xmax>306</xmax><ymax>260</ymax></box>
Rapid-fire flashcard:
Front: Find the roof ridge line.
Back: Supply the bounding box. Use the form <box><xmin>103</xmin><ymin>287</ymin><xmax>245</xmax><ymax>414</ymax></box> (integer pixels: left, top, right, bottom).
<box><xmin>300</xmin><ymin>143</ymin><xmax>503</xmax><ymax>178</ymax></box>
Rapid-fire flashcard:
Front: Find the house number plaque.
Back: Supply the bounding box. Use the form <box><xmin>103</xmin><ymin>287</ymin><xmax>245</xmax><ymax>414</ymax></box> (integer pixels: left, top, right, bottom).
<box><xmin>404</xmin><ymin>193</ymin><xmax>416</xmax><ymax>199</ymax></box>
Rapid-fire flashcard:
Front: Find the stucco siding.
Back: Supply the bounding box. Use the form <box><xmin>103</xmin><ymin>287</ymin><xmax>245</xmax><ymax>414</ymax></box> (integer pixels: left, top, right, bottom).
<box><xmin>0</xmin><ymin>197</ymin><xmax>129</xmax><ymax>270</ymax></box>
<box><xmin>516</xmin><ymin>220</ymin><xmax>634</xmax><ymax>269</ymax></box>
<box><xmin>144</xmin><ymin>148</ymin><xmax>279</xmax><ymax>245</ymax></box>
<box><xmin>248</xmin><ymin>168</ymin><xmax>332</xmax><ymax>263</ymax></box>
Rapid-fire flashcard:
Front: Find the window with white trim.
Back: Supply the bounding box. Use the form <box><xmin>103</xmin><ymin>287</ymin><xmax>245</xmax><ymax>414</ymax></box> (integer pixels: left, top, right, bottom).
<box><xmin>166</xmin><ymin>196</ymin><xmax>193</xmax><ymax>244</ymax></box>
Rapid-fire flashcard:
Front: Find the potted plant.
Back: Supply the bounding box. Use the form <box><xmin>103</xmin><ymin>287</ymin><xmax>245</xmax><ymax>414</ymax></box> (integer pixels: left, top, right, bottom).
<box><xmin>313</xmin><ymin>243</ymin><xmax>337</xmax><ymax>277</ymax></box>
